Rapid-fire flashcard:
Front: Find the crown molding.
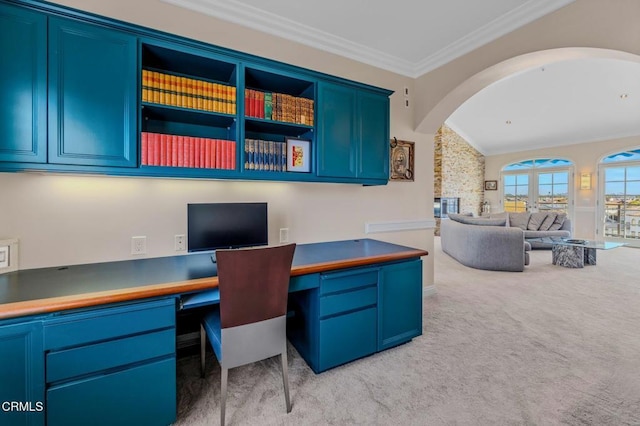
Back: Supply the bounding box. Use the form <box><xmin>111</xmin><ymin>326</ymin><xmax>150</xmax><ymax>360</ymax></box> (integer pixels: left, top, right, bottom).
<box><xmin>160</xmin><ymin>0</ymin><xmax>416</xmax><ymax>76</ymax></box>
<box><xmin>161</xmin><ymin>0</ymin><xmax>574</xmax><ymax>78</ymax></box>
<box><xmin>413</xmin><ymin>0</ymin><xmax>575</xmax><ymax>77</ymax></box>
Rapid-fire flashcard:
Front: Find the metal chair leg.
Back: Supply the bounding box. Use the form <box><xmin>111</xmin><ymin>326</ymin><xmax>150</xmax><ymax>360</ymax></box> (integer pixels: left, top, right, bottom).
<box><xmin>281</xmin><ymin>350</ymin><xmax>292</xmax><ymax>413</ymax></box>
<box><xmin>200</xmin><ymin>324</ymin><xmax>206</xmax><ymax>378</ymax></box>
<box><xmin>220</xmin><ymin>367</ymin><xmax>228</xmax><ymax>426</ymax></box>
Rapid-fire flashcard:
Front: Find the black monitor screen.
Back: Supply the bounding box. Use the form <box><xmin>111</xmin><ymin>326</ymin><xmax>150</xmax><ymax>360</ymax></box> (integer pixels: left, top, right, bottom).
<box><xmin>187</xmin><ymin>203</ymin><xmax>268</xmax><ymax>252</ymax></box>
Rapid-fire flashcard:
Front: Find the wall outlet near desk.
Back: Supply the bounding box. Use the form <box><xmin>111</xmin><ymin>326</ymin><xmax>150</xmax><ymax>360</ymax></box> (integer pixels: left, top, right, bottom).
<box><xmin>279</xmin><ymin>228</ymin><xmax>289</xmax><ymax>243</ymax></box>
<box><xmin>131</xmin><ymin>236</ymin><xmax>147</xmax><ymax>255</ymax></box>
<box><xmin>175</xmin><ymin>234</ymin><xmax>185</xmax><ymax>251</ymax></box>
<box><xmin>0</xmin><ymin>238</ymin><xmax>19</xmax><ymax>274</ymax></box>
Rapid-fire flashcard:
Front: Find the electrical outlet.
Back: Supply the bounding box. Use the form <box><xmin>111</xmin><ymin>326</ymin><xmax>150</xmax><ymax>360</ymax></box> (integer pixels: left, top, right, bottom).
<box><xmin>279</xmin><ymin>228</ymin><xmax>289</xmax><ymax>243</ymax></box>
<box><xmin>175</xmin><ymin>234</ymin><xmax>185</xmax><ymax>251</ymax></box>
<box><xmin>131</xmin><ymin>236</ymin><xmax>147</xmax><ymax>255</ymax></box>
<box><xmin>404</xmin><ymin>98</ymin><xmax>410</xmax><ymax>108</ymax></box>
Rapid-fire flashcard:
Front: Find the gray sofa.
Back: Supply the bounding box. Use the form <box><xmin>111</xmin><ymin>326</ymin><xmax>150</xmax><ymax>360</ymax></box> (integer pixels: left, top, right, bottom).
<box><xmin>440</xmin><ymin>211</ymin><xmax>572</xmax><ymax>271</ymax></box>
<box><xmin>497</xmin><ymin>211</ymin><xmax>572</xmax><ymax>249</ymax></box>
<box><xmin>440</xmin><ymin>217</ymin><xmax>531</xmax><ymax>272</ymax></box>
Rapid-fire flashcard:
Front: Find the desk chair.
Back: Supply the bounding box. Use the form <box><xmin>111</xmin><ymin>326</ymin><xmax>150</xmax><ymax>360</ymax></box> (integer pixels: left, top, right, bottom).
<box><xmin>200</xmin><ymin>243</ymin><xmax>296</xmax><ymax>425</ymax></box>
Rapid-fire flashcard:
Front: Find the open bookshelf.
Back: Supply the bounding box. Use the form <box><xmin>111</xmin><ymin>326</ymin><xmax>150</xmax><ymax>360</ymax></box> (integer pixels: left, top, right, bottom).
<box><xmin>140</xmin><ymin>42</ymin><xmax>238</xmax><ymax>172</ymax></box>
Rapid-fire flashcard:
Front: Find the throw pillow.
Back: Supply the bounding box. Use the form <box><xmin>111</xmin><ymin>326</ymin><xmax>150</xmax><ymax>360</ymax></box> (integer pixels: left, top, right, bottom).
<box><xmin>548</xmin><ymin>213</ymin><xmax>567</xmax><ymax>230</ymax></box>
<box><xmin>539</xmin><ymin>212</ymin><xmax>557</xmax><ymax>231</ymax></box>
<box><xmin>508</xmin><ymin>212</ymin><xmax>531</xmax><ymax>230</ymax></box>
<box><xmin>528</xmin><ymin>212</ymin><xmax>549</xmax><ymax>230</ymax></box>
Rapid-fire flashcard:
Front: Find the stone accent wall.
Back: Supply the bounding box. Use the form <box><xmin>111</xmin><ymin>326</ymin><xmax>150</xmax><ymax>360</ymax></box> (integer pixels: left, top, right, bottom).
<box><xmin>434</xmin><ymin>125</ymin><xmax>485</xmax><ymax>235</ymax></box>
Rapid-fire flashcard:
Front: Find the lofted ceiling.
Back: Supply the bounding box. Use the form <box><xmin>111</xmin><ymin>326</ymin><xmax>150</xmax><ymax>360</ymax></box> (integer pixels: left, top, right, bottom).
<box><xmin>162</xmin><ymin>0</ymin><xmax>640</xmax><ymax>155</ymax></box>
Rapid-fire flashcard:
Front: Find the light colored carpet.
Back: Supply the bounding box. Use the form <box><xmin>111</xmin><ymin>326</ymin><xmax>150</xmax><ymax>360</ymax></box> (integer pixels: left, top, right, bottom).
<box><xmin>174</xmin><ymin>238</ymin><xmax>640</xmax><ymax>425</ymax></box>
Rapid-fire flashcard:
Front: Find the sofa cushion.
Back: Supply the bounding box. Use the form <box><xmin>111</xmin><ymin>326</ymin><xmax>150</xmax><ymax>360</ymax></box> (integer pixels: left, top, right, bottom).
<box><xmin>527</xmin><ymin>212</ymin><xmax>549</xmax><ymax>230</ymax></box>
<box><xmin>509</xmin><ymin>212</ymin><xmax>531</xmax><ymax>230</ymax></box>
<box><xmin>538</xmin><ymin>212</ymin><xmax>557</xmax><ymax>231</ymax></box>
<box><xmin>548</xmin><ymin>213</ymin><xmax>567</xmax><ymax>230</ymax></box>
<box><xmin>448</xmin><ymin>213</ymin><xmax>506</xmax><ymax>226</ymax></box>
<box><xmin>489</xmin><ymin>211</ymin><xmax>510</xmax><ymax>226</ymax></box>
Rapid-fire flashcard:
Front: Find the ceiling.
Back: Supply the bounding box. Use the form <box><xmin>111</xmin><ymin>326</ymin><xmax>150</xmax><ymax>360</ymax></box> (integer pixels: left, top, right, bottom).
<box><xmin>162</xmin><ymin>0</ymin><xmax>640</xmax><ymax>155</ymax></box>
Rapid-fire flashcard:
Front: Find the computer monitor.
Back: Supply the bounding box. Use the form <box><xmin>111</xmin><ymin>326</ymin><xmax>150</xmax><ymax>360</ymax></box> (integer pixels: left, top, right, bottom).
<box><xmin>187</xmin><ymin>202</ymin><xmax>268</xmax><ymax>254</ymax></box>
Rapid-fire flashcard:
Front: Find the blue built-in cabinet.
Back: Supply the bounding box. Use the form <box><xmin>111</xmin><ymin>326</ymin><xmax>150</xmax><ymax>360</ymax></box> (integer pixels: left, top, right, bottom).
<box><xmin>287</xmin><ymin>259</ymin><xmax>423</xmax><ymax>373</ymax></box>
<box><xmin>48</xmin><ymin>17</ymin><xmax>138</xmax><ymax>167</ymax></box>
<box><xmin>0</xmin><ymin>320</ymin><xmax>45</xmax><ymax>426</ymax></box>
<box><xmin>317</xmin><ymin>82</ymin><xmax>390</xmax><ymax>181</ymax></box>
<box><xmin>0</xmin><ymin>3</ymin><xmax>47</xmax><ymax>164</ymax></box>
<box><xmin>0</xmin><ymin>0</ymin><xmax>392</xmax><ymax>185</ymax></box>
<box><xmin>0</xmin><ymin>297</ymin><xmax>177</xmax><ymax>426</ymax></box>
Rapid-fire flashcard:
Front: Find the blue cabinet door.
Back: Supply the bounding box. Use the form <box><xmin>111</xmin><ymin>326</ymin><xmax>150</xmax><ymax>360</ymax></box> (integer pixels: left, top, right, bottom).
<box><xmin>0</xmin><ymin>4</ymin><xmax>47</xmax><ymax>164</ymax></box>
<box><xmin>317</xmin><ymin>82</ymin><xmax>356</xmax><ymax>178</ymax></box>
<box><xmin>48</xmin><ymin>18</ymin><xmax>137</xmax><ymax>167</ymax></box>
<box><xmin>0</xmin><ymin>320</ymin><xmax>44</xmax><ymax>426</ymax></box>
<box><xmin>378</xmin><ymin>260</ymin><xmax>423</xmax><ymax>351</ymax></box>
<box><xmin>358</xmin><ymin>91</ymin><xmax>389</xmax><ymax>180</ymax></box>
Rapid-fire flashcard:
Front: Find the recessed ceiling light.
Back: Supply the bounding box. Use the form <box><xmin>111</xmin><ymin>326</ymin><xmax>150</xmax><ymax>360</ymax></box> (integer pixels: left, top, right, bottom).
<box><xmin>620</xmin><ymin>94</ymin><xmax>629</xmax><ymax>99</ymax></box>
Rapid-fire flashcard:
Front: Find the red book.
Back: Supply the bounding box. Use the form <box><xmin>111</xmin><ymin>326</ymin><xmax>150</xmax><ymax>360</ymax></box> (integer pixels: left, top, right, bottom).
<box><xmin>252</xmin><ymin>91</ymin><xmax>259</xmax><ymax>118</ymax></box>
<box><xmin>204</xmin><ymin>138</ymin><xmax>211</xmax><ymax>168</ymax></box>
<box><xmin>160</xmin><ymin>134</ymin><xmax>168</xmax><ymax>166</ymax></box>
<box><xmin>209</xmin><ymin>139</ymin><xmax>218</xmax><ymax>169</ymax></box>
<box><xmin>229</xmin><ymin>141</ymin><xmax>236</xmax><ymax>170</ymax></box>
<box><xmin>194</xmin><ymin>138</ymin><xmax>201</xmax><ymax>168</ymax></box>
<box><xmin>200</xmin><ymin>138</ymin><xmax>206</xmax><ymax>168</ymax></box>
<box><xmin>188</xmin><ymin>137</ymin><xmax>195</xmax><ymax>167</ymax></box>
<box><xmin>141</xmin><ymin>132</ymin><xmax>148</xmax><ymax>165</ymax></box>
<box><xmin>215</xmin><ymin>139</ymin><xmax>222</xmax><ymax>169</ymax></box>
<box><xmin>171</xmin><ymin>135</ymin><xmax>178</xmax><ymax>167</ymax></box>
<box><xmin>153</xmin><ymin>133</ymin><xmax>160</xmax><ymax>166</ymax></box>
<box><xmin>177</xmin><ymin>135</ymin><xmax>184</xmax><ymax>167</ymax></box>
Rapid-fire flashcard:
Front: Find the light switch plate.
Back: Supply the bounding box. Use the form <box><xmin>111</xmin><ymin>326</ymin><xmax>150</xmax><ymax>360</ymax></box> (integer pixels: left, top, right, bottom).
<box><xmin>0</xmin><ymin>238</ymin><xmax>19</xmax><ymax>273</ymax></box>
<box><xmin>0</xmin><ymin>246</ymin><xmax>8</xmax><ymax>268</ymax></box>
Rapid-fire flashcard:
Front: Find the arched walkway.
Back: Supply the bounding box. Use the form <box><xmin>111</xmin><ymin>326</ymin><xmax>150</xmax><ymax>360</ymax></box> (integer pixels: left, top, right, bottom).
<box><xmin>416</xmin><ymin>47</ymin><xmax>640</xmax><ymax>135</ymax></box>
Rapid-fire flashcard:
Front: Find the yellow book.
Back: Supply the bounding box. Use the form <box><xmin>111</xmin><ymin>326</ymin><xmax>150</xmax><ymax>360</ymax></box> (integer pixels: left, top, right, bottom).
<box><xmin>230</xmin><ymin>86</ymin><xmax>236</xmax><ymax>115</ymax></box>
<box><xmin>186</xmin><ymin>77</ymin><xmax>194</xmax><ymax>109</ymax></box>
<box><xmin>141</xmin><ymin>70</ymin><xmax>150</xmax><ymax>103</ymax></box>
<box><xmin>213</xmin><ymin>84</ymin><xmax>220</xmax><ymax>113</ymax></box>
<box><xmin>179</xmin><ymin>76</ymin><xmax>187</xmax><ymax>108</ymax></box>
<box><xmin>195</xmin><ymin>80</ymin><xmax>203</xmax><ymax>110</ymax></box>
<box><xmin>169</xmin><ymin>75</ymin><xmax>177</xmax><ymax>106</ymax></box>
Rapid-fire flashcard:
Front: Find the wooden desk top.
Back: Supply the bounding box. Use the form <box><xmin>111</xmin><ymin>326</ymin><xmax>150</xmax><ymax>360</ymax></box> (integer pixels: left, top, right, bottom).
<box><xmin>0</xmin><ymin>239</ymin><xmax>427</xmax><ymax>320</ymax></box>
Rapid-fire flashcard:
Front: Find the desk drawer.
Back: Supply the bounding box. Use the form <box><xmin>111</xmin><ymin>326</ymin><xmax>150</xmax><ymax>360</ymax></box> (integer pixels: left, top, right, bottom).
<box><xmin>319</xmin><ymin>306</ymin><xmax>377</xmax><ymax>371</ymax></box>
<box><xmin>47</xmin><ymin>357</ymin><xmax>176</xmax><ymax>426</ymax></box>
<box><xmin>44</xmin><ymin>298</ymin><xmax>175</xmax><ymax>350</ymax></box>
<box><xmin>320</xmin><ymin>286</ymin><xmax>377</xmax><ymax>318</ymax></box>
<box><xmin>320</xmin><ymin>269</ymin><xmax>377</xmax><ymax>295</ymax></box>
<box><xmin>46</xmin><ymin>328</ymin><xmax>175</xmax><ymax>383</ymax></box>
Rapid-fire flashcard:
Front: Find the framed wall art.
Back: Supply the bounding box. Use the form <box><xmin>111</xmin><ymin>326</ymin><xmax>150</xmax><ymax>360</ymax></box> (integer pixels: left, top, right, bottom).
<box><xmin>389</xmin><ymin>138</ymin><xmax>414</xmax><ymax>181</ymax></box>
<box><xmin>286</xmin><ymin>138</ymin><xmax>310</xmax><ymax>172</ymax></box>
<box><xmin>484</xmin><ymin>180</ymin><xmax>498</xmax><ymax>191</ymax></box>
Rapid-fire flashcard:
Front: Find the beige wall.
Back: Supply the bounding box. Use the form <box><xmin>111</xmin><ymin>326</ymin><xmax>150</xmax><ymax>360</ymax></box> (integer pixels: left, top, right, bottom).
<box><xmin>0</xmin><ymin>0</ymin><xmax>434</xmax><ymax>286</ymax></box>
<box><xmin>483</xmin><ymin>135</ymin><xmax>640</xmax><ymax>239</ymax></box>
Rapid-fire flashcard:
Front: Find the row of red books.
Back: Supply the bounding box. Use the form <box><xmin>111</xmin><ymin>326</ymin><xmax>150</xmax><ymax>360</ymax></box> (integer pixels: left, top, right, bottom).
<box><xmin>245</xmin><ymin>89</ymin><xmax>314</xmax><ymax>126</ymax></box>
<box><xmin>141</xmin><ymin>132</ymin><xmax>236</xmax><ymax>169</ymax></box>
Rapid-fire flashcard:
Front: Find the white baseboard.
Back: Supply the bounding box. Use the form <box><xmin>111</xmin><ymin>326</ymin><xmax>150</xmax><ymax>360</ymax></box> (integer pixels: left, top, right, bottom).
<box><xmin>423</xmin><ymin>285</ymin><xmax>437</xmax><ymax>297</ymax></box>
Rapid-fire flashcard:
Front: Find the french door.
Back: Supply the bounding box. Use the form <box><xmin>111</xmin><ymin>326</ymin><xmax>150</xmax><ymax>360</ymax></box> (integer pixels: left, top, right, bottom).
<box><xmin>600</xmin><ymin>164</ymin><xmax>640</xmax><ymax>246</ymax></box>
<box><xmin>503</xmin><ymin>169</ymin><xmax>571</xmax><ymax>214</ymax></box>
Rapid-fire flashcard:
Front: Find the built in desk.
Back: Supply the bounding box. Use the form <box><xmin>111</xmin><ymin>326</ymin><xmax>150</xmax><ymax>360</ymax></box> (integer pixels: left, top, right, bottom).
<box><xmin>0</xmin><ymin>238</ymin><xmax>427</xmax><ymax>426</ymax></box>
